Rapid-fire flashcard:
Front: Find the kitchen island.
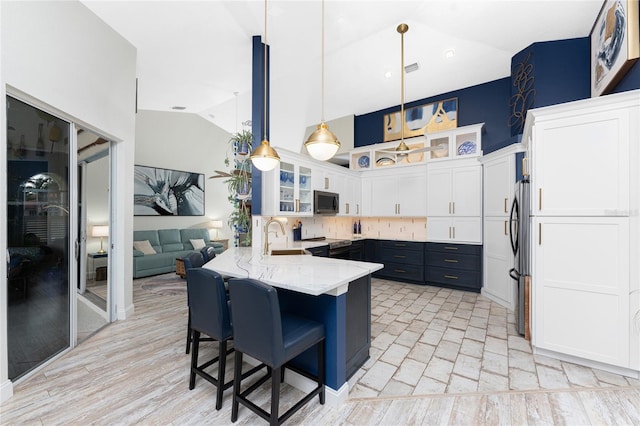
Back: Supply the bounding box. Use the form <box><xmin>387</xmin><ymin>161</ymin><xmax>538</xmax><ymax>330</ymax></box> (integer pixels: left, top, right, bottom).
<box><xmin>202</xmin><ymin>247</ymin><xmax>384</xmax><ymax>405</ymax></box>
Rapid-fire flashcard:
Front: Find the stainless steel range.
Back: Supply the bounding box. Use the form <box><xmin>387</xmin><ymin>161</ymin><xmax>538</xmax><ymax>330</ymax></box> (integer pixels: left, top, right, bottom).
<box><xmin>302</xmin><ymin>237</ymin><xmax>352</xmax><ymax>259</ymax></box>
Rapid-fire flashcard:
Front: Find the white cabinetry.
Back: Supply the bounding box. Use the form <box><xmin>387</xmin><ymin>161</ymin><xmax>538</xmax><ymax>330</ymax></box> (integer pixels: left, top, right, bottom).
<box><xmin>317</xmin><ymin>166</ymin><xmax>361</xmax><ymax>216</ymax></box>
<box><xmin>426</xmin><ymin>160</ymin><xmax>482</xmax><ymax>244</ymax></box>
<box><xmin>526</xmin><ymin>90</ymin><xmax>639</xmax><ymax>375</ymax></box>
<box><xmin>426</xmin><ymin>123</ymin><xmax>483</xmax><ymax>161</ymax></box>
<box><xmin>481</xmin><ymin>145</ymin><xmax>525</xmax><ymax>310</ymax></box>
<box><xmin>362</xmin><ymin>165</ymin><xmax>427</xmax><ymax>217</ymax></box>
<box><xmin>262</xmin><ymin>152</ymin><xmax>314</xmax><ymax>217</ymax></box>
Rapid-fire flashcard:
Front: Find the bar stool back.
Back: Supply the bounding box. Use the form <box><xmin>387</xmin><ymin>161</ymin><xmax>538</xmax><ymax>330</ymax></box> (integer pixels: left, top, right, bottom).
<box><xmin>186</xmin><ymin>268</ymin><xmax>233</xmax><ymax>410</ymax></box>
<box><xmin>184</xmin><ymin>251</ymin><xmax>206</xmax><ymax>354</ymax></box>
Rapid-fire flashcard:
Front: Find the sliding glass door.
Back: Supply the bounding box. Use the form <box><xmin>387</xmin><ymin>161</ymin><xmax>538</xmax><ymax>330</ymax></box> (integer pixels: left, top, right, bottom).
<box><xmin>6</xmin><ymin>96</ymin><xmax>72</xmax><ymax>380</ymax></box>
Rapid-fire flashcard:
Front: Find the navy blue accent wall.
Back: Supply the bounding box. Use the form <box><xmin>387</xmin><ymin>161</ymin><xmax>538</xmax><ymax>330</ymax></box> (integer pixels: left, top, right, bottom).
<box><xmin>251</xmin><ymin>35</ymin><xmax>269</xmax><ymax>216</ymax></box>
<box><xmin>355</xmin><ymin>78</ymin><xmax>512</xmax><ymax>156</ymax></box>
<box><xmin>509</xmin><ymin>38</ymin><xmax>590</xmax><ymax>136</ymax></box>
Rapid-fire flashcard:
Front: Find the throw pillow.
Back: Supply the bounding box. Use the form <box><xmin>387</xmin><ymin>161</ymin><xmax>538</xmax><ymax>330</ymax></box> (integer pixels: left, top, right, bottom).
<box><xmin>190</xmin><ymin>238</ymin><xmax>206</xmax><ymax>250</ymax></box>
<box><xmin>133</xmin><ymin>240</ymin><xmax>156</xmax><ymax>255</ymax></box>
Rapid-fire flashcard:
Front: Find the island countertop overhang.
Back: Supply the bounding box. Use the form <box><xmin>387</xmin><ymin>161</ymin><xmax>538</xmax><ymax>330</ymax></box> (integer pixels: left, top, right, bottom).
<box><xmin>202</xmin><ymin>247</ymin><xmax>383</xmax><ymax>296</ymax></box>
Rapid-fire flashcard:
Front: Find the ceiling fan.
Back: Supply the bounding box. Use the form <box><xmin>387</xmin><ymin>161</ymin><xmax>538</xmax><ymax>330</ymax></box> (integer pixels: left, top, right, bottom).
<box><xmin>376</xmin><ymin>24</ymin><xmax>449</xmax><ymax>161</ymax></box>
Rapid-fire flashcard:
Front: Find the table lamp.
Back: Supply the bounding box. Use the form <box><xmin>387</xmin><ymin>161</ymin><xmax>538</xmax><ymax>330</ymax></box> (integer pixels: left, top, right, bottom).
<box><xmin>211</xmin><ymin>220</ymin><xmax>223</xmax><ymax>239</ymax></box>
<box><xmin>92</xmin><ymin>225</ymin><xmax>109</xmax><ymax>254</ymax></box>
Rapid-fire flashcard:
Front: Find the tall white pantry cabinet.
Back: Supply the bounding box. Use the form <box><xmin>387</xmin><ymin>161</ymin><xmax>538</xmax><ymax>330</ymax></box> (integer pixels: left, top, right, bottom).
<box><xmin>524</xmin><ymin>89</ymin><xmax>640</xmax><ymax>377</ymax></box>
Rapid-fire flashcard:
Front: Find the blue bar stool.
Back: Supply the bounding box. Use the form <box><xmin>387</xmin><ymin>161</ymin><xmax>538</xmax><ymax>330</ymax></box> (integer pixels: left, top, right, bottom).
<box><xmin>186</xmin><ymin>268</ymin><xmax>233</xmax><ymax>410</ymax></box>
<box><xmin>184</xmin><ymin>251</ymin><xmax>205</xmax><ymax>354</ymax></box>
<box><xmin>228</xmin><ymin>278</ymin><xmax>325</xmax><ymax>425</ymax></box>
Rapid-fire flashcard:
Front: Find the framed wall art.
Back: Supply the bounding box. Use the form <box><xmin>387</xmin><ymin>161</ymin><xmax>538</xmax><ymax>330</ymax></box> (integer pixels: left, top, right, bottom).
<box><xmin>590</xmin><ymin>0</ymin><xmax>639</xmax><ymax>97</ymax></box>
<box><xmin>134</xmin><ymin>165</ymin><xmax>204</xmax><ymax>216</ymax></box>
<box><xmin>383</xmin><ymin>98</ymin><xmax>457</xmax><ymax>142</ymax></box>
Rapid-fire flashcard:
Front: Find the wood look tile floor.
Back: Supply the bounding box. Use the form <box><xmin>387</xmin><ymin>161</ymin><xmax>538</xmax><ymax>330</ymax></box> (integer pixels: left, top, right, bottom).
<box><xmin>1</xmin><ymin>275</ymin><xmax>638</xmax><ymax>425</ymax></box>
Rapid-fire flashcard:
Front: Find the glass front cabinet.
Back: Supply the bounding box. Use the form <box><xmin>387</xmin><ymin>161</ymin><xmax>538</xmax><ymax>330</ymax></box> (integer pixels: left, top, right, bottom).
<box><xmin>270</xmin><ymin>160</ymin><xmax>313</xmax><ymax>216</ymax></box>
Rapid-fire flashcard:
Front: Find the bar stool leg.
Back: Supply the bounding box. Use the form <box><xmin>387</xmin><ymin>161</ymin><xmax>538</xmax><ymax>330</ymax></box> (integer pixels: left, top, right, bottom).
<box><xmin>231</xmin><ymin>351</ymin><xmax>242</xmax><ymax>422</ymax></box>
<box><xmin>271</xmin><ymin>366</ymin><xmax>280</xmax><ymax>426</ymax></box>
<box><xmin>189</xmin><ymin>330</ymin><xmax>200</xmax><ymax>389</ymax></box>
<box><xmin>216</xmin><ymin>340</ymin><xmax>228</xmax><ymax>410</ymax></box>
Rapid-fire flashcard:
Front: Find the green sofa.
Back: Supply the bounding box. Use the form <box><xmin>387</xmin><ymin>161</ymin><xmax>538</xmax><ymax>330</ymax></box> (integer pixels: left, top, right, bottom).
<box><xmin>133</xmin><ymin>228</ymin><xmax>224</xmax><ymax>278</ymax></box>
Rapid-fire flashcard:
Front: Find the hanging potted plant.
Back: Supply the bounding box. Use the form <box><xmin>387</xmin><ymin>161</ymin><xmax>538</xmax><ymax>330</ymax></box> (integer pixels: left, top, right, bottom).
<box><xmin>224</xmin><ymin>126</ymin><xmax>253</xmax><ymax>245</ymax></box>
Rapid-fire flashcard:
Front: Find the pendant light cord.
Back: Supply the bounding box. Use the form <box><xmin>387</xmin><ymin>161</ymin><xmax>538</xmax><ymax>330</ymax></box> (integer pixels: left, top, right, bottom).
<box><xmin>400</xmin><ymin>28</ymin><xmax>405</xmax><ymax>143</ymax></box>
<box><xmin>263</xmin><ymin>0</ymin><xmax>268</xmax><ymax>141</ymax></box>
<box><xmin>321</xmin><ymin>0</ymin><xmax>325</xmax><ymax>123</ymax></box>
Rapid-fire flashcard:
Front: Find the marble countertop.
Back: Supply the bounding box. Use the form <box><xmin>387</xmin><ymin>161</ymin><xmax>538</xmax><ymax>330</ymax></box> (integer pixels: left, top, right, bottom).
<box><xmin>202</xmin><ymin>247</ymin><xmax>383</xmax><ymax>296</ymax></box>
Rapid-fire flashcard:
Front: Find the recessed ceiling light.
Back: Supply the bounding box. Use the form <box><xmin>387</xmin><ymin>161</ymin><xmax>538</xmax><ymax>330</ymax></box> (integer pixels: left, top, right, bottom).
<box><xmin>171</xmin><ymin>106</ymin><xmax>186</xmax><ymax>110</ymax></box>
<box><xmin>384</xmin><ymin>71</ymin><xmax>392</xmax><ymax>79</ymax></box>
<box><xmin>444</xmin><ymin>49</ymin><xmax>455</xmax><ymax>59</ymax></box>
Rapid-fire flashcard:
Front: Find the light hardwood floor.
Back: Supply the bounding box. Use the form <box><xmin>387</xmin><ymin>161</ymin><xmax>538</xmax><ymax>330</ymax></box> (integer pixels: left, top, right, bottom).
<box><xmin>1</xmin><ymin>276</ymin><xmax>638</xmax><ymax>425</ymax></box>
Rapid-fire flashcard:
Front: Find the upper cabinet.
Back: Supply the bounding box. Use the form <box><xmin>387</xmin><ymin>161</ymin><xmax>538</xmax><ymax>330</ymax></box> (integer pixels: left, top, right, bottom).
<box><xmin>527</xmin><ymin>106</ymin><xmax>630</xmax><ymax>217</ymax></box>
<box><xmin>426</xmin><ymin>123</ymin><xmax>484</xmax><ymax>161</ymax></box>
<box><xmin>349</xmin><ymin>136</ymin><xmax>428</xmax><ymax>170</ymax></box>
<box><xmin>362</xmin><ymin>165</ymin><xmax>427</xmax><ymax>217</ymax></box>
<box><xmin>262</xmin><ymin>152</ymin><xmax>315</xmax><ymax>217</ymax></box>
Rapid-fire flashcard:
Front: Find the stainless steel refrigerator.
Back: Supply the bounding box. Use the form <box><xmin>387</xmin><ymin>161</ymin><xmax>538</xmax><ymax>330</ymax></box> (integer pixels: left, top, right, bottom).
<box><xmin>509</xmin><ymin>177</ymin><xmax>530</xmax><ymax>336</ymax></box>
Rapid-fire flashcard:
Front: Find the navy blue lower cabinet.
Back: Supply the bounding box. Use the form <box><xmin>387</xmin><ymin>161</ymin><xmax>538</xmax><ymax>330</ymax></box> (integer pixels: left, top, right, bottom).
<box><xmin>349</xmin><ymin>240</ymin><xmax>364</xmax><ymax>261</ymax></box>
<box><xmin>425</xmin><ymin>242</ymin><xmax>482</xmax><ymax>292</ymax></box>
<box><xmin>376</xmin><ymin>240</ymin><xmax>425</xmax><ymax>284</ymax></box>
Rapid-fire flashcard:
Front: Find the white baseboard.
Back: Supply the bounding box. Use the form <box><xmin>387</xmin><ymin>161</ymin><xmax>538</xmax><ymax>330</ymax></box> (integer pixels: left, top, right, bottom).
<box><xmin>0</xmin><ymin>379</ymin><xmax>14</xmax><ymax>403</ymax></box>
<box><xmin>118</xmin><ymin>302</ymin><xmax>134</xmax><ymax>320</ymax></box>
<box><xmin>534</xmin><ymin>346</ymin><xmax>640</xmax><ymax>379</ymax></box>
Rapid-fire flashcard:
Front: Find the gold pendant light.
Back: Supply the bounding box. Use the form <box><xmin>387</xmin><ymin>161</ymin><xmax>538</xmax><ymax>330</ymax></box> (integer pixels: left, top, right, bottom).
<box><xmin>304</xmin><ymin>0</ymin><xmax>340</xmax><ymax>161</ymax></box>
<box><xmin>250</xmin><ymin>0</ymin><xmax>280</xmax><ymax>172</ymax></box>
<box><xmin>395</xmin><ymin>23</ymin><xmax>410</xmax><ymax>158</ymax></box>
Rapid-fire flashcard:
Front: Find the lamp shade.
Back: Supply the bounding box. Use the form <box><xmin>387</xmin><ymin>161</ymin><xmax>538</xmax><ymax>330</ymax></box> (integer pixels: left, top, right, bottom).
<box><xmin>250</xmin><ymin>139</ymin><xmax>280</xmax><ymax>171</ymax></box>
<box><xmin>91</xmin><ymin>225</ymin><xmax>109</xmax><ymax>238</ymax></box>
<box><xmin>304</xmin><ymin>122</ymin><xmax>341</xmax><ymax>161</ymax></box>
<box><xmin>211</xmin><ymin>220</ymin><xmax>223</xmax><ymax>229</ymax></box>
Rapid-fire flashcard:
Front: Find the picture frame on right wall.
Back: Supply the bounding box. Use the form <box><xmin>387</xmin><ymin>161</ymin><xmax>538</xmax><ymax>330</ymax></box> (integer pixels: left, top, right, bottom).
<box><xmin>590</xmin><ymin>0</ymin><xmax>639</xmax><ymax>97</ymax></box>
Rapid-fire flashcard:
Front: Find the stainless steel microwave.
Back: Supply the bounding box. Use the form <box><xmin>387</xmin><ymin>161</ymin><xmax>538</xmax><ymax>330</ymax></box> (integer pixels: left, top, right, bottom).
<box><xmin>314</xmin><ymin>190</ymin><xmax>339</xmax><ymax>214</ymax></box>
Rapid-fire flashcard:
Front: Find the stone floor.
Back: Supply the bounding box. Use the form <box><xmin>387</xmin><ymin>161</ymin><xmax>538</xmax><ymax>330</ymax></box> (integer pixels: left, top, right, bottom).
<box><xmin>348</xmin><ymin>278</ymin><xmax>639</xmax><ymax>398</ymax></box>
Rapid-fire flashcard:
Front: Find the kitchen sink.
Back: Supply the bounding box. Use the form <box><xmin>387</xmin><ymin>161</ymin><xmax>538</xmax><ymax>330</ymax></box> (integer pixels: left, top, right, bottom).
<box><xmin>270</xmin><ymin>249</ymin><xmax>311</xmax><ymax>256</ymax></box>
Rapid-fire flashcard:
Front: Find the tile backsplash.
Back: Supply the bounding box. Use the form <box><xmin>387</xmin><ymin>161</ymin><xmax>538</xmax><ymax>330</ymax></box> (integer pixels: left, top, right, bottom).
<box><xmin>262</xmin><ymin>216</ymin><xmax>427</xmax><ymax>245</ymax></box>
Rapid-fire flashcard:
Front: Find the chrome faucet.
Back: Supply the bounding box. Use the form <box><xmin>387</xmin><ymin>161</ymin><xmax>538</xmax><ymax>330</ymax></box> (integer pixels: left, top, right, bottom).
<box><xmin>263</xmin><ymin>217</ymin><xmax>285</xmax><ymax>255</ymax></box>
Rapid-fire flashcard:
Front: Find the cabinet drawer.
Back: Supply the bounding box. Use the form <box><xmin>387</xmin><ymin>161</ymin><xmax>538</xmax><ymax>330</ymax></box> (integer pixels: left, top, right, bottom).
<box><xmin>380</xmin><ymin>262</ymin><xmax>424</xmax><ymax>282</ymax></box>
<box><xmin>426</xmin><ymin>251</ymin><xmax>480</xmax><ymax>271</ymax></box>
<box><xmin>381</xmin><ymin>248</ymin><xmax>424</xmax><ymax>265</ymax></box>
<box><xmin>426</xmin><ymin>266</ymin><xmax>480</xmax><ymax>291</ymax></box>
<box><xmin>426</xmin><ymin>242</ymin><xmax>481</xmax><ymax>255</ymax></box>
<box><xmin>380</xmin><ymin>240</ymin><xmax>424</xmax><ymax>251</ymax></box>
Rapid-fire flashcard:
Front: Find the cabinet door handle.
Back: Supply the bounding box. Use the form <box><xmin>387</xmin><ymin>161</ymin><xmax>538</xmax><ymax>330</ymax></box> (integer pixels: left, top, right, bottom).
<box><xmin>295</xmin><ymin>199</ymin><xmax>300</xmax><ymax>212</ymax></box>
<box><xmin>448</xmin><ymin>202</ymin><xmax>452</xmax><ymax>214</ymax></box>
<box><xmin>504</xmin><ymin>198</ymin><xmax>508</xmax><ymax>213</ymax></box>
<box><xmin>444</xmin><ymin>275</ymin><xmax>459</xmax><ymax>279</ymax></box>
<box><xmin>357</xmin><ymin>204</ymin><xmax>360</xmax><ymax>215</ymax></box>
<box><xmin>346</xmin><ymin>203</ymin><xmax>349</xmax><ymax>214</ymax></box>
<box><xmin>452</xmin><ymin>227</ymin><xmax>455</xmax><ymax>239</ymax></box>
<box><xmin>324</xmin><ymin>177</ymin><xmax>329</xmax><ymax>190</ymax></box>
<box><xmin>395</xmin><ymin>243</ymin><xmax>407</xmax><ymax>247</ymax></box>
<box><xmin>444</xmin><ymin>246</ymin><xmax>458</xmax><ymax>250</ymax></box>
<box><xmin>444</xmin><ymin>259</ymin><xmax>458</xmax><ymax>263</ymax></box>
<box><xmin>522</xmin><ymin>157</ymin><xmax>528</xmax><ymax>177</ymax></box>
<box><xmin>538</xmin><ymin>223</ymin><xmax>542</xmax><ymax>245</ymax></box>
<box><xmin>452</xmin><ymin>202</ymin><xmax>455</xmax><ymax>215</ymax></box>
<box><xmin>538</xmin><ymin>188</ymin><xmax>542</xmax><ymax>211</ymax></box>
<box><xmin>448</xmin><ymin>227</ymin><xmax>452</xmax><ymax>239</ymax></box>
<box><xmin>504</xmin><ymin>220</ymin><xmax>508</xmax><ymax>235</ymax></box>
<box><xmin>394</xmin><ymin>269</ymin><xmax>407</xmax><ymax>273</ymax></box>
<box><xmin>397</xmin><ymin>204</ymin><xmax>400</xmax><ymax>215</ymax></box>
<box><xmin>394</xmin><ymin>255</ymin><xmax>406</xmax><ymax>259</ymax></box>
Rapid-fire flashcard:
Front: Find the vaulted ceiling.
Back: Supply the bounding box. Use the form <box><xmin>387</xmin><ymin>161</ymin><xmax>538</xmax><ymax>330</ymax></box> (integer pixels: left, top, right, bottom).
<box><xmin>83</xmin><ymin>0</ymin><xmax>602</xmax><ymax>145</ymax></box>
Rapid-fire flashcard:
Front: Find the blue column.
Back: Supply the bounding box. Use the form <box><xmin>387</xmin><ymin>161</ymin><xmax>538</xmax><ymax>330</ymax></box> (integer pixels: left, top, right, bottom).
<box><xmin>251</xmin><ymin>35</ymin><xmax>269</xmax><ymax>216</ymax></box>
